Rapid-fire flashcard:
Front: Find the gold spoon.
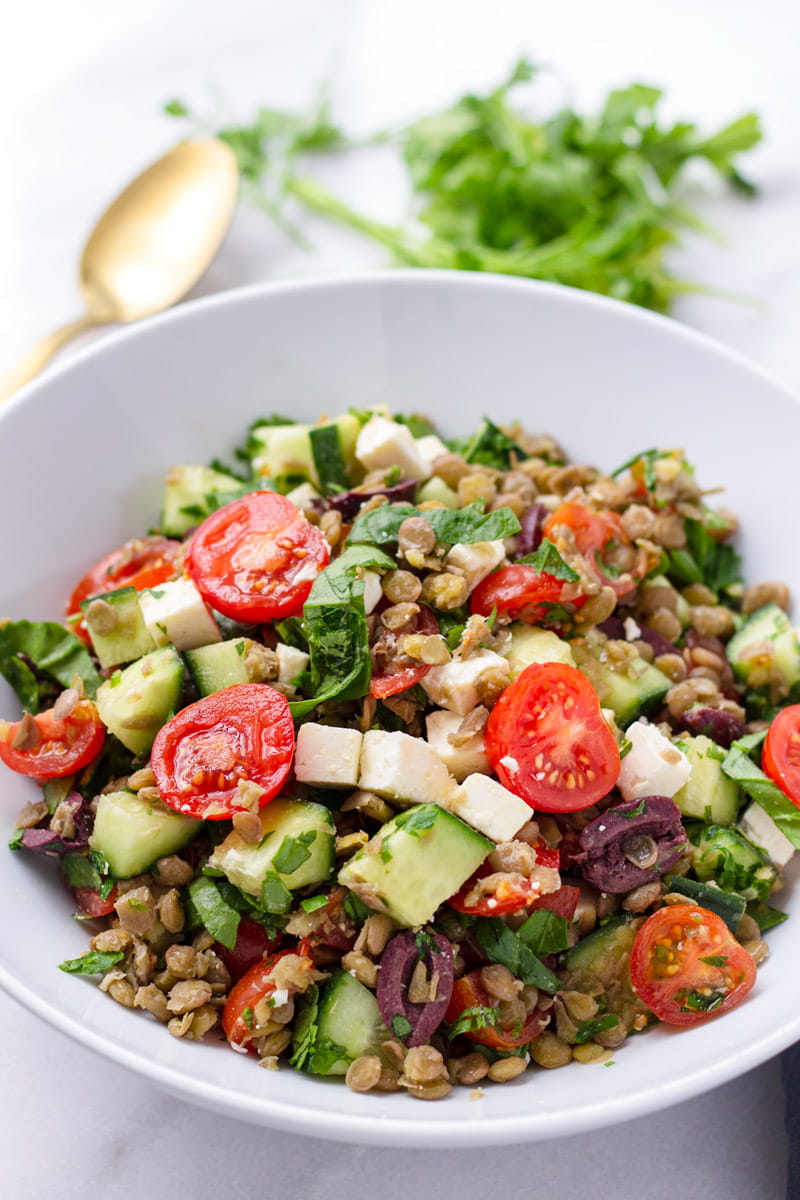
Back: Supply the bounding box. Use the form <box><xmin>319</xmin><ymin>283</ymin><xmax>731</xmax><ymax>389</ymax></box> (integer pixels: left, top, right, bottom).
<box><xmin>0</xmin><ymin>138</ymin><xmax>239</xmax><ymax>402</ymax></box>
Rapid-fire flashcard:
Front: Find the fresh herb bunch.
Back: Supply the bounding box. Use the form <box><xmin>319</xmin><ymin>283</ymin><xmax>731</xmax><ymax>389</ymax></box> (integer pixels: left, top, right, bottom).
<box><xmin>165</xmin><ymin>59</ymin><xmax>761</xmax><ymax>312</ymax></box>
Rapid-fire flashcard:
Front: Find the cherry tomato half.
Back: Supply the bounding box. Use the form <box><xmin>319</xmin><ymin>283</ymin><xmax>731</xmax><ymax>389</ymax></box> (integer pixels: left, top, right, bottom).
<box><xmin>0</xmin><ymin>700</ymin><xmax>106</xmax><ymax>778</ymax></box>
<box><xmin>215</xmin><ymin>917</ymin><xmax>283</xmax><ymax>983</ymax></box>
<box><xmin>150</xmin><ymin>683</ymin><xmax>294</xmax><ymax>820</ymax></box>
<box><xmin>762</xmin><ymin>705</ymin><xmax>800</xmax><ymax>808</ymax></box>
<box><xmin>630</xmin><ymin>905</ymin><xmax>756</xmax><ymax>1027</ymax></box>
<box><xmin>67</xmin><ymin>536</ymin><xmax>181</xmax><ymax>641</ymax></box>
<box><xmin>187</xmin><ymin>491</ymin><xmax>329</xmax><ymax>622</ymax></box>
<box><xmin>448</xmin><ymin>841</ymin><xmax>560</xmax><ymax>916</ymax></box>
<box><xmin>71</xmin><ymin>884</ymin><xmax>119</xmax><ymax>918</ymax></box>
<box><xmin>470</xmin><ymin>564</ymin><xmax>569</xmax><ymax>625</ymax></box>
<box><xmin>485</xmin><ymin>661</ymin><xmax>620</xmax><ymax>812</ymax></box>
<box><xmin>543</xmin><ymin>503</ymin><xmax>642</xmax><ymax>597</ymax></box>
<box><xmin>445</xmin><ymin>971</ymin><xmax>548</xmax><ymax>1050</ymax></box>
<box><xmin>369</xmin><ymin>603</ymin><xmax>439</xmax><ymax>699</ymax></box>
<box><xmin>223</xmin><ymin>947</ymin><xmax>314</xmax><ymax>1049</ymax></box>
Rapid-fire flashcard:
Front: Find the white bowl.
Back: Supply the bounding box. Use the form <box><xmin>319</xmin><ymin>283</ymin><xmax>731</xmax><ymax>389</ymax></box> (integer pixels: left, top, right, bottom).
<box><xmin>1</xmin><ymin>271</ymin><xmax>797</xmax><ymax>1147</ymax></box>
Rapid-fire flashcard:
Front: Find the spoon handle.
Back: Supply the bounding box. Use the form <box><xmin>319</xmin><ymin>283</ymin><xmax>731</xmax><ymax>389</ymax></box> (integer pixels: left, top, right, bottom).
<box><xmin>0</xmin><ymin>314</ymin><xmax>102</xmax><ymax>402</ymax></box>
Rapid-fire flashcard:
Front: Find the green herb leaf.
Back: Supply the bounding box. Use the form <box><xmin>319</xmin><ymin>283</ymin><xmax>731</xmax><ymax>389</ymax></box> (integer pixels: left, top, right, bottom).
<box><xmin>290</xmin><ymin>985</ymin><xmax>320</xmax><ymax>1070</ymax></box>
<box><xmin>516</xmin><ymin>539</ymin><xmax>579</xmax><ymax>582</ymax></box>
<box><xmin>677</xmin><ymin>988</ymin><xmax>724</xmax><ymax>1013</ymax></box>
<box><xmin>343</xmin><ymin>891</ymin><xmax>372</xmax><ymax>922</ymax></box>
<box><xmin>722</xmin><ymin>744</ymin><xmax>800</xmax><ymax>848</ymax></box>
<box><xmin>186</xmin><ymin>876</ymin><xmax>241</xmax><ymax>949</ymax></box>
<box><xmin>261</xmin><ymin>870</ymin><xmax>294</xmax><ymax>915</ymax></box>
<box><xmin>699</xmin><ymin>955</ymin><xmax>729</xmax><ymax>967</ymax></box>
<box><xmin>58</xmin><ymin>950</ymin><xmax>125</xmax><ymax>975</ymax></box>
<box><xmin>273</xmin><ymin>832</ymin><xmax>317</xmax><ymax>876</ymax></box>
<box><xmin>517</xmin><ymin>908</ymin><xmax>570</xmax><ymax>955</ymax></box>
<box><xmin>0</xmin><ymin>621</ymin><xmax>102</xmax><ymax>711</ymax></box>
<box><xmin>300</xmin><ymin>894</ymin><xmax>330</xmax><ymax>913</ymax></box>
<box><xmin>472</xmin><ymin>917</ymin><xmax>561</xmax><ymax>992</ymax></box>
<box><xmin>347</xmin><ymin>501</ymin><xmax>520</xmax><ymax>549</ymax></box>
<box><xmin>391</xmin><ymin>1014</ymin><xmax>413</xmax><ymax>1040</ymax></box>
<box><xmin>394</xmin><ymin>804</ymin><xmax>439</xmax><ymax>837</ymax></box>
<box><xmin>8</xmin><ymin>827</ymin><xmax>24</xmax><ymax>850</ymax></box>
<box><xmin>746</xmin><ymin>900</ymin><xmax>789</xmax><ymax>932</ymax></box>
<box><xmin>574</xmin><ymin>1013</ymin><xmax>619</xmax><ymax>1044</ymax></box>
<box><xmin>461</xmin><ymin>418</ymin><xmax>525</xmax><ymax>471</ymax></box>
<box><xmin>448</xmin><ymin>1005</ymin><xmax>499</xmax><ymax>1038</ymax></box>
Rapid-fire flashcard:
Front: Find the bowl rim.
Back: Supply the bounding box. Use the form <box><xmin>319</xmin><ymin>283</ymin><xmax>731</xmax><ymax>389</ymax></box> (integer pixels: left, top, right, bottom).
<box><xmin>1</xmin><ymin>268</ymin><xmax>798</xmax><ymax>1147</ymax></box>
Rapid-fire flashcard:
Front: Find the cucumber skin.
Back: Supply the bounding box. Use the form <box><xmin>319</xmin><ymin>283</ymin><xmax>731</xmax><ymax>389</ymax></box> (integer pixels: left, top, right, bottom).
<box><xmin>665</xmin><ymin>877</ymin><xmax>746</xmax><ymax>933</ymax></box>
<box><xmin>672</xmin><ymin>735</ymin><xmax>741</xmax><ymax>826</ymax></box>
<box><xmin>90</xmin><ymin>790</ymin><xmax>201</xmax><ymax>878</ymax></box>
<box><xmin>95</xmin><ymin>647</ymin><xmax>184</xmax><ymax>757</ymax></box>
<box><xmin>308</xmin><ymin>970</ymin><xmax>388</xmax><ymax>1075</ymax></box>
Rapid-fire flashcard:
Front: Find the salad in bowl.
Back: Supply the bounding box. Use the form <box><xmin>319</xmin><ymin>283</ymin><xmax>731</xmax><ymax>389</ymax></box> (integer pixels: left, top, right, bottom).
<box><xmin>3</xmin><ymin>401</ymin><xmax>798</xmax><ymax>1102</ymax></box>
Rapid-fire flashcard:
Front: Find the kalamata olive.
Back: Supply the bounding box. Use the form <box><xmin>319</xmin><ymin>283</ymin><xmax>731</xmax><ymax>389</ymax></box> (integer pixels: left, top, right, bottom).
<box><xmin>675</xmin><ymin>706</ymin><xmax>746</xmax><ymax>749</ymax></box>
<box><xmin>598</xmin><ymin>617</ymin><xmax>679</xmax><ymax>659</ymax></box>
<box><xmin>514</xmin><ymin>502</ymin><xmax>548</xmax><ymax>558</ymax></box>
<box><xmin>376</xmin><ymin>929</ymin><xmax>454</xmax><ymax>1047</ymax></box>
<box><xmin>327</xmin><ymin>480</ymin><xmax>419</xmax><ymax>523</ymax></box>
<box><xmin>575</xmin><ymin>796</ymin><xmax>688</xmax><ymax>893</ymax></box>
<box><xmin>19</xmin><ymin>794</ymin><xmax>92</xmax><ymax>855</ymax></box>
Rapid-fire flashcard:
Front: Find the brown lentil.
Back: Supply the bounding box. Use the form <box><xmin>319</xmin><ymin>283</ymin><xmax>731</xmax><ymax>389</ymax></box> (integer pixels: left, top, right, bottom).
<box><xmin>487</xmin><ymin>1056</ymin><xmax>528</xmax><ymax>1083</ymax></box>
<box><xmin>561</xmin><ymin>991</ymin><xmax>599</xmax><ymax>1023</ymax></box>
<box><xmin>398</xmin><ymin>516</ymin><xmax>437</xmax><ymax>555</ymax></box>
<box><xmin>157</xmin><ymin>888</ymin><xmax>185</xmax><ymax>934</ymax></box>
<box><xmin>167</xmin><ymin>980</ymin><xmax>213</xmax><ymax>1014</ymax></box>
<box><xmin>572</xmin><ymin>1043</ymin><xmax>614</xmax><ymax>1064</ymax></box>
<box><xmin>381</xmin><ymin>602</ymin><xmax>420</xmax><ymax>631</ymax></box>
<box><xmin>382</xmin><ymin>569</ymin><xmax>422</xmax><ymax>604</ymax></box>
<box><xmin>232</xmin><ymin>809</ymin><xmax>263</xmax><ymax>844</ymax></box>
<box><xmin>620</xmin><ymin>504</ymin><xmax>656</xmax><ymax>540</ymax></box>
<box><xmin>689</xmin><ymin>605</ymin><xmax>735</xmax><ymax>640</ymax></box>
<box><xmin>135</xmin><ymin>983</ymin><xmax>170</xmax><ymax>1022</ymax></box>
<box><xmin>420</xmin><ymin>572</ymin><xmax>469</xmax><ymax>611</ymax></box>
<box><xmin>431</xmin><ymin>452</ymin><xmax>472</xmax><ymax>487</ymax></box>
<box><xmin>623</xmin><ymin>880</ymin><xmax>663</xmax><ymax>913</ymax></box>
<box><xmin>14</xmin><ymin>799</ymin><xmax>48</xmax><ymax>828</ymax></box>
<box><xmin>114</xmin><ymin>887</ymin><xmax>156</xmax><ymax>936</ymax></box>
<box><xmin>154</xmin><ymin>855</ymin><xmax>194</xmax><ymax>886</ymax></box>
<box><xmin>647</xmin><ymin>606</ymin><xmax>682</xmax><ymax>642</ymax></box>
<box><xmin>480</xmin><ymin>963</ymin><xmax>521</xmax><ymax>1002</ymax></box>
<box><xmin>531</xmin><ymin>1032</ymin><xmax>573</xmax><ymax>1069</ymax></box>
<box><xmin>448</xmin><ymin>1053</ymin><xmax>489</xmax><ymax>1086</ymax></box>
<box><xmin>402</xmin><ymin>1045</ymin><xmax>448</xmax><ymax>1086</ymax></box>
<box><xmin>652</xmin><ymin>512</ymin><xmax>686</xmax><ymax>548</ymax></box>
<box><xmin>341</xmin><ymin>950</ymin><xmax>379</xmax><ymax>989</ymax></box>
<box><xmin>457</xmin><ymin>473</ymin><xmax>496</xmax><ymax>507</ymax></box>
<box><xmin>654</xmin><ymin>652</ymin><xmax>688</xmax><ymax>682</ymax></box>
<box><xmin>319</xmin><ymin>509</ymin><xmax>343</xmax><ymax>547</ymax></box>
<box><xmin>682</xmin><ymin>582</ymin><xmax>717</xmax><ymax>606</ymax></box>
<box><xmin>346</xmin><ymin>1055</ymin><xmax>383</xmax><ymax>1093</ymax></box>
<box><xmin>742</xmin><ymin>581</ymin><xmax>790</xmax><ymax>615</ymax></box>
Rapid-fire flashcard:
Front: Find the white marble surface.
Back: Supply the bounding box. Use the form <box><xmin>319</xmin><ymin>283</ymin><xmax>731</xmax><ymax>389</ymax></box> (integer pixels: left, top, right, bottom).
<box><xmin>1</xmin><ymin>1</ymin><xmax>797</xmax><ymax>1195</ymax></box>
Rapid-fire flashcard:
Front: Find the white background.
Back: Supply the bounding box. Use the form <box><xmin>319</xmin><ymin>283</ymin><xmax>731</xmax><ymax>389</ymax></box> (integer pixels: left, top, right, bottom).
<box><xmin>0</xmin><ymin>2</ymin><xmax>796</xmax><ymax>1196</ymax></box>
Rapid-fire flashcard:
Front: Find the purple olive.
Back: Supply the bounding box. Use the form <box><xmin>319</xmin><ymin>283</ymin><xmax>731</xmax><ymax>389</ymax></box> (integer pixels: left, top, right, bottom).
<box><xmin>575</xmin><ymin>795</ymin><xmax>689</xmax><ymax>894</ymax></box>
<box><xmin>19</xmin><ymin>794</ymin><xmax>92</xmax><ymax>856</ymax></box>
<box><xmin>514</xmin><ymin>502</ymin><xmax>548</xmax><ymax>558</ymax></box>
<box><xmin>675</xmin><ymin>706</ymin><xmax>746</xmax><ymax>749</ymax></box>
<box><xmin>327</xmin><ymin>480</ymin><xmax>419</xmax><ymax>523</ymax></box>
<box><xmin>376</xmin><ymin>929</ymin><xmax>454</xmax><ymax>1047</ymax></box>
<box><xmin>597</xmin><ymin>617</ymin><xmax>679</xmax><ymax>659</ymax></box>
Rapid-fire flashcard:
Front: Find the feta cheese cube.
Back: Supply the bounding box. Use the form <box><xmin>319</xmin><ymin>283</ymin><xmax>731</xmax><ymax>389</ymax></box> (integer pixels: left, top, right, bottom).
<box><xmin>276</xmin><ymin>643</ymin><xmax>310</xmax><ymax>687</ymax></box>
<box><xmin>359</xmin><ymin>569</ymin><xmax>383</xmax><ymax>615</ymax></box>
<box><xmin>294</xmin><ymin>724</ymin><xmax>363</xmax><ymax>789</ymax></box>
<box><xmin>739</xmin><ymin>802</ymin><xmax>795</xmax><ymax>867</ymax></box>
<box><xmin>445</xmin><ymin>540</ymin><xmax>506</xmax><ymax>593</ymax></box>
<box><xmin>617</xmin><ymin>719</ymin><xmax>691</xmax><ymax>802</ymax></box>
<box><xmin>138</xmin><ymin>578</ymin><xmax>221</xmax><ymax>652</ymax></box>
<box><xmin>421</xmin><ymin>649</ymin><xmax>510</xmax><ymax>716</ymax></box>
<box><xmin>285</xmin><ymin>482</ymin><xmax>323</xmax><ymax>513</ymax></box>
<box><xmin>426</xmin><ymin>709</ymin><xmax>490</xmax><ymax>782</ymax></box>
<box><xmin>414</xmin><ymin>434</ymin><xmax>450</xmax><ymax>473</ymax></box>
<box><xmin>358</xmin><ymin>730</ymin><xmax>457</xmax><ymax>808</ymax></box>
<box><xmin>355</xmin><ymin>416</ymin><xmax>430</xmax><ymax>481</ymax></box>
<box><xmin>451</xmin><ymin>774</ymin><xmax>531</xmax><ymax>843</ymax></box>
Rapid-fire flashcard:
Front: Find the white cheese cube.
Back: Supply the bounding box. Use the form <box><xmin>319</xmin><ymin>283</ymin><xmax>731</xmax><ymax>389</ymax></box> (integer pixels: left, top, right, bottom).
<box><xmin>358</xmin><ymin>730</ymin><xmax>457</xmax><ymax>808</ymax></box>
<box><xmin>138</xmin><ymin>578</ymin><xmax>221</xmax><ymax>652</ymax></box>
<box><xmin>445</xmin><ymin>540</ymin><xmax>506</xmax><ymax>593</ymax></box>
<box><xmin>294</xmin><ymin>724</ymin><xmax>363</xmax><ymax>789</ymax></box>
<box><xmin>276</xmin><ymin>643</ymin><xmax>310</xmax><ymax>687</ymax></box>
<box><xmin>451</xmin><ymin>774</ymin><xmax>531</xmax><ymax>843</ymax></box>
<box><xmin>426</xmin><ymin>709</ymin><xmax>490</xmax><ymax>782</ymax></box>
<box><xmin>617</xmin><ymin>719</ymin><xmax>691</xmax><ymax>802</ymax></box>
<box><xmin>285</xmin><ymin>482</ymin><xmax>323</xmax><ymax>513</ymax></box>
<box><xmin>355</xmin><ymin>416</ymin><xmax>430</xmax><ymax>481</ymax></box>
<box><xmin>421</xmin><ymin>649</ymin><xmax>510</xmax><ymax>716</ymax></box>
<box><xmin>359</xmin><ymin>569</ymin><xmax>383</xmax><ymax>615</ymax></box>
<box><xmin>414</xmin><ymin>434</ymin><xmax>450</xmax><ymax>472</ymax></box>
<box><xmin>739</xmin><ymin>803</ymin><xmax>795</xmax><ymax>867</ymax></box>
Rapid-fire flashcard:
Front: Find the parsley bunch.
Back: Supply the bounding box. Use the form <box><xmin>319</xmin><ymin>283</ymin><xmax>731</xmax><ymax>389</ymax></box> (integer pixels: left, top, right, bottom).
<box><xmin>165</xmin><ymin>59</ymin><xmax>761</xmax><ymax>312</ymax></box>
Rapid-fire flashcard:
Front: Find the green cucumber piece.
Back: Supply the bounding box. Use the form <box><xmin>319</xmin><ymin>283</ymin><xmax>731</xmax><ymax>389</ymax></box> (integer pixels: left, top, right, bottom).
<box><xmin>573</xmin><ymin>639</ymin><xmax>670</xmax><ymax>728</ymax></box>
<box><xmin>95</xmin><ymin>647</ymin><xmax>184</xmax><ymax>756</ymax></box>
<box><xmin>690</xmin><ymin>823</ymin><xmax>779</xmax><ymax>902</ymax></box>
<box><xmin>505</xmin><ymin>624</ymin><xmax>576</xmax><ymax>681</ymax></box>
<box><xmin>184</xmin><ymin>638</ymin><xmax>276</xmax><ymax>697</ymax></box>
<box><xmin>415</xmin><ymin>477</ymin><xmax>458</xmax><ymax>508</ymax></box>
<box><xmin>208</xmin><ymin>797</ymin><xmax>336</xmax><ymax>897</ymax></box>
<box><xmin>160</xmin><ymin>464</ymin><xmax>244</xmax><ymax>537</ymax></box>
<box><xmin>338</xmin><ymin>804</ymin><xmax>492</xmax><ymax>928</ymax></box>
<box><xmin>249</xmin><ymin>423</ymin><xmax>316</xmax><ymax>485</ymax></box>
<box><xmin>305</xmin><ymin>970</ymin><xmax>388</xmax><ymax>1075</ymax></box>
<box><xmin>309</xmin><ymin>414</ymin><xmax>361</xmax><ymax>493</ymax></box>
<box><xmin>90</xmin><ymin>789</ymin><xmax>201</xmax><ymax>878</ymax></box>
<box><xmin>560</xmin><ymin>915</ymin><xmax>645</xmax><ymax>1027</ymax></box>
<box><xmin>726</xmin><ymin>603</ymin><xmax>800</xmax><ymax>696</ymax></box>
<box><xmin>81</xmin><ymin>587</ymin><xmax>156</xmax><ymax>669</ymax></box>
<box><xmin>665</xmin><ymin>877</ymin><xmax>746</xmax><ymax>933</ymax></box>
<box><xmin>672</xmin><ymin>735</ymin><xmax>741</xmax><ymax>825</ymax></box>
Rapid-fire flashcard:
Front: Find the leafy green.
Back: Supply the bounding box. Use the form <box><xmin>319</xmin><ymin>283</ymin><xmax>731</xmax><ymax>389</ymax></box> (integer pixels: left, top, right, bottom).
<box><xmin>62</xmin><ymin>851</ymin><xmax>115</xmax><ymax>900</ymax></box>
<box><xmin>472</xmin><ymin>917</ymin><xmax>561</xmax><ymax>993</ymax></box>
<box><xmin>746</xmin><ymin>900</ymin><xmax>789</xmax><ymax>932</ymax></box>
<box><xmin>290</xmin><ymin>985</ymin><xmax>320</xmax><ymax>1070</ymax></box>
<box><xmin>394</xmin><ymin>804</ymin><xmax>439</xmax><ymax>837</ymax></box>
<box><xmin>273</xmin><ymin>831</ymin><xmax>317</xmax><ymax>876</ymax></box>
<box><xmin>261</xmin><ymin>870</ymin><xmax>294</xmax><ymax>915</ymax></box>
<box><xmin>665</xmin><ymin>876</ymin><xmax>746</xmax><ymax>932</ymax></box>
<box><xmin>0</xmin><ymin>621</ymin><xmax>102</xmax><ymax>712</ymax></box>
<box><xmin>288</xmin><ymin>545</ymin><xmax>396</xmax><ymax>718</ymax></box>
<box><xmin>690</xmin><ymin>823</ymin><xmax>776</xmax><ymax>901</ymax></box>
<box><xmin>300</xmin><ymin>893</ymin><xmax>330</xmax><ymax>913</ymax></box>
<box><xmin>460</xmin><ymin>418</ymin><xmax>525</xmax><ymax>471</ymax></box>
<box><xmin>185</xmin><ymin>876</ymin><xmax>241</xmax><ymax>949</ymax></box>
<box><xmin>343</xmin><ymin>891</ymin><xmax>372</xmax><ymax>922</ymax></box>
<box><xmin>448</xmin><ymin>1005</ymin><xmax>499</xmax><ymax>1038</ymax></box>
<box><xmin>391</xmin><ymin>1014</ymin><xmax>413</xmax><ymax>1040</ymax></box>
<box><xmin>58</xmin><ymin>950</ymin><xmax>125</xmax><ymax>975</ymax></box>
<box><xmin>666</xmin><ymin>518</ymin><xmax>742</xmax><ymax>595</ymax></box>
<box><xmin>722</xmin><ymin>744</ymin><xmax>800</xmax><ymax>849</ymax></box>
<box><xmin>574</xmin><ymin>1013</ymin><xmax>619</xmax><ymax>1044</ymax></box>
<box><xmin>517</xmin><ymin>539</ymin><xmax>579</xmax><ymax>582</ymax></box>
<box><xmin>347</xmin><ymin>500</ymin><xmax>520</xmax><ymax>549</ymax></box>
<box><xmin>517</xmin><ymin>908</ymin><xmax>570</xmax><ymax>955</ymax></box>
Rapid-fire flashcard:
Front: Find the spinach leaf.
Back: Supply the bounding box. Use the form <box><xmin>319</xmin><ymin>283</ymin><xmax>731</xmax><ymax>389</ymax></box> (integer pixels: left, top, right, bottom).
<box><xmin>745</xmin><ymin>900</ymin><xmax>789</xmax><ymax>932</ymax></box>
<box><xmin>574</xmin><ymin>1013</ymin><xmax>619</xmax><ymax>1044</ymax></box>
<box><xmin>347</xmin><ymin>500</ymin><xmax>520</xmax><ymax>548</ymax></box>
<box><xmin>0</xmin><ymin>621</ymin><xmax>102</xmax><ymax>711</ymax></box>
<box><xmin>58</xmin><ymin>950</ymin><xmax>125</xmax><ymax>975</ymax></box>
<box><xmin>472</xmin><ymin>917</ymin><xmax>561</xmax><ymax>992</ymax></box>
<box><xmin>722</xmin><ymin>744</ymin><xmax>800</xmax><ymax>849</ymax></box>
<box><xmin>447</xmin><ymin>1005</ymin><xmax>499</xmax><ymax>1038</ymax></box>
<box><xmin>666</xmin><ymin>519</ymin><xmax>742</xmax><ymax>595</ymax></box>
<box><xmin>517</xmin><ymin>539</ymin><xmax>579</xmax><ymax>582</ymax></box>
<box><xmin>461</xmin><ymin>418</ymin><xmax>525</xmax><ymax>471</ymax></box>
<box><xmin>517</xmin><ymin>908</ymin><xmax>570</xmax><ymax>955</ymax></box>
<box><xmin>185</xmin><ymin>876</ymin><xmax>241</xmax><ymax>949</ymax></box>
<box><xmin>289</xmin><ymin>545</ymin><xmax>395</xmax><ymax>718</ymax></box>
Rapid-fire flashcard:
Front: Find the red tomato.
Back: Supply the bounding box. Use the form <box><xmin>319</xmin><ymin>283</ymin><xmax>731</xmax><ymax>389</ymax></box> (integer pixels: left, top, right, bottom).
<box><xmin>543</xmin><ymin>503</ymin><xmax>641</xmax><ymax>597</ymax></box>
<box><xmin>630</xmin><ymin>905</ymin><xmax>756</xmax><ymax>1027</ymax></box>
<box><xmin>0</xmin><ymin>700</ymin><xmax>106</xmax><ymax>778</ymax></box>
<box><xmin>67</xmin><ymin>536</ymin><xmax>181</xmax><ymax>641</ymax></box>
<box><xmin>445</xmin><ymin>971</ymin><xmax>548</xmax><ymax>1050</ymax></box>
<box><xmin>215</xmin><ymin>917</ymin><xmax>282</xmax><ymax>983</ymax></box>
<box><xmin>485</xmin><ymin>661</ymin><xmax>620</xmax><ymax>812</ymax></box>
<box><xmin>150</xmin><ymin>684</ymin><xmax>294</xmax><ymax>819</ymax></box>
<box><xmin>448</xmin><ymin>841</ymin><xmax>560</xmax><ymax>916</ymax></box>
<box><xmin>186</xmin><ymin>491</ymin><xmax>329</xmax><ymax>622</ymax></box>
<box><xmin>470</xmin><ymin>564</ymin><xmax>570</xmax><ymax>624</ymax></box>
<box><xmin>369</xmin><ymin>603</ymin><xmax>439</xmax><ymax>699</ymax></box>
<box><xmin>762</xmin><ymin>705</ymin><xmax>800</xmax><ymax>807</ymax></box>
<box><xmin>71</xmin><ymin>884</ymin><xmax>119</xmax><ymax>917</ymax></box>
<box><xmin>528</xmin><ymin>884</ymin><xmax>580</xmax><ymax>922</ymax></box>
<box><xmin>223</xmin><ymin>947</ymin><xmax>311</xmax><ymax>1049</ymax></box>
